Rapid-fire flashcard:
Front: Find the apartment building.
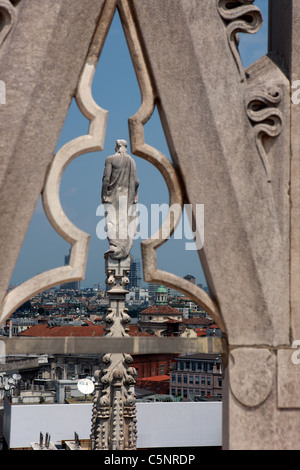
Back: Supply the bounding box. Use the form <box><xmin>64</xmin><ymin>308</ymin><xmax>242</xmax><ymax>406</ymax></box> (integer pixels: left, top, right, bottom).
<box><xmin>170</xmin><ymin>353</ymin><xmax>222</xmax><ymax>401</ymax></box>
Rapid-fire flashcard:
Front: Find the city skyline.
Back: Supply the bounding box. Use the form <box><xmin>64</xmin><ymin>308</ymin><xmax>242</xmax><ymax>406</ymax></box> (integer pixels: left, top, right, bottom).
<box><xmin>10</xmin><ymin>1</ymin><xmax>268</xmax><ymax>290</ymax></box>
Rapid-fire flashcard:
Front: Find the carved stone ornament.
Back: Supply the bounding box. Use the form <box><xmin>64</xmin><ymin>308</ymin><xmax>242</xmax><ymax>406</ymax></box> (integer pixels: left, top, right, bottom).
<box><xmin>246</xmin><ymin>85</ymin><xmax>283</xmax><ymax>182</ymax></box>
<box><xmin>90</xmin><ymin>255</ymin><xmax>137</xmax><ymax>450</ymax></box>
<box><xmin>217</xmin><ymin>0</ymin><xmax>263</xmax><ymax>81</ymax></box>
<box><xmin>118</xmin><ymin>0</ymin><xmax>225</xmax><ymax>332</ymax></box>
<box><xmin>91</xmin><ymin>359</ymin><xmax>137</xmax><ymax>450</ymax></box>
<box><xmin>0</xmin><ymin>1</ymin><xmax>110</xmax><ymax>325</ymax></box>
<box><xmin>0</xmin><ymin>0</ymin><xmax>223</xmax><ymax>335</ymax></box>
<box><xmin>0</xmin><ymin>0</ymin><xmax>18</xmax><ymax>49</ymax></box>
<box><xmin>229</xmin><ymin>348</ymin><xmax>275</xmax><ymax>408</ymax></box>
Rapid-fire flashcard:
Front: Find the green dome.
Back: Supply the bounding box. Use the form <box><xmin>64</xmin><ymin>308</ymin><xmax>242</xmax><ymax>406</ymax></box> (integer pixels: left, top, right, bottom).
<box><xmin>156</xmin><ymin>285</ymin><xmax>167</xmax><ymax>293</ymax></box>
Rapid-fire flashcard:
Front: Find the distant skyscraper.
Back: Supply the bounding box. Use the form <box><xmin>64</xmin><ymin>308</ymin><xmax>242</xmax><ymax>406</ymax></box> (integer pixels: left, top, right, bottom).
<box><xmin>183</xmin><ymin>274</ymin><xmax>196</xmax><ymax>284</ymax></box>
<box><xmin>147</xmin><ymin>282</ymin><xmax>158</xmax><ymax>302</ymax></box>
<box><xmin>128</xmin><ymin>255</ymin><xmax>141</xmax><ymax>289</ymax></box>
<box><xmin>60</xmin><ymin>248</ymin><xmax>80</xmax><ymax>291</ymax></box>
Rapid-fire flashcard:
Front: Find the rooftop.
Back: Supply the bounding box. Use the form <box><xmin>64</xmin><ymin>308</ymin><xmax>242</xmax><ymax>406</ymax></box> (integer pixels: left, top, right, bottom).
<box><xmin>3</xmin><ymin>400</ymin><xmax>222</xmax><ymax>449</ymax></box>
<box><xmin>182</xmin><ymin>317</ymin><xmax>214</xmax><ymax>326</ymax></box>
<box><xmin>140</xmin><ymin>305</ymin><xmax>182</xmax><ymax>316</ymax></box>
<box><xmin>176</xmin><ymin>353</ymin><xmax>222</xmax><ymax>361</ymax></box>
<box><xmin>137</xmin><ymin>375</ymin><xmax>170</xmax><ymax>382</ymax></box>
<box><xmin>19</xmin><ymin>322</ymin><xmax>152</xmax><ymax>337</ymax></box>
<box><xmin>156</xmin><ymin>285</ymin><xmax>167</xmax><ymax>293</ymax></box>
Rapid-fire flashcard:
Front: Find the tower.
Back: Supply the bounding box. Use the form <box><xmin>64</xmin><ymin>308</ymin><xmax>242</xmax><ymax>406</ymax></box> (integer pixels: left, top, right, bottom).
<box><xmin>155</xmin><ymin>285</ymin><xmax>168</xmax><ymax>305</ymax></box>
<box><xmin>60</xmin><ymin>249</ymin><xmax>80</xmax><ymax>291</ymax></box>
<box><xmin>128</xmin><ymin>255</ymin><xmax>141</xmax><ymax>289</ymax></box>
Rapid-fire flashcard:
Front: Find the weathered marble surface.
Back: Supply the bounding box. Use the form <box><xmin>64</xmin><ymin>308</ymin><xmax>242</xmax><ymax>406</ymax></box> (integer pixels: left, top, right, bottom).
<box><xmin>101</xmin><ymin>140</ymin><xmax>139</xmax><ymax>259</ymax></box>
<box><xmin>131</xmin><ymin>0</ymin><xmax>289</xmax><ymax>347</ymax></box>
<box><xmin>0</xmin><ymin>0</ymin><xmax>106</xmax><ymax>310</ymax></box>
<box><xmin>0</xmin><ymin>0</ymin><xmax>299</xmax><ymax>450</ymax></box>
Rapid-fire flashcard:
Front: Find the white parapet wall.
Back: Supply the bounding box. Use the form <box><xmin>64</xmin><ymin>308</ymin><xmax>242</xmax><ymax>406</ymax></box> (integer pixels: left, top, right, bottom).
<box><xmin>3</xmin><ymin>399</ymin><xmax>222</xmax><ymax>449</ymax></box>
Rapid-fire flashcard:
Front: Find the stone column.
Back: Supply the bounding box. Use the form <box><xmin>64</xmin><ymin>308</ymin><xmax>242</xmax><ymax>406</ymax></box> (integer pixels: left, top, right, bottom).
<box><xmin>130</xmin><ymin>0</ymin><xmax>294</xmax><ymax>449</ymax></box>
<box><xmin>90</xmin><ymin>255</ymin><xmax>137</xmax><ymax>450</ymax></box>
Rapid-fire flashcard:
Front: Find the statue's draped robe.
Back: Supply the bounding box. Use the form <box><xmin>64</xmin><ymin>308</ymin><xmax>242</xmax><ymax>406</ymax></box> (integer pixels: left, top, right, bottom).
<box><xmin>101</xmin><ymin>153</ymin><xmax>139</xmax><ymax>259</ymax></box>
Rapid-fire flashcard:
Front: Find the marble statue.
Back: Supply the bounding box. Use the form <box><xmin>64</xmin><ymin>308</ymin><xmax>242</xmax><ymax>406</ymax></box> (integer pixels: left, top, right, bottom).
<box><xmin>101</xmin><ymin>139</ymin><xmax>139</xmax><ymax>259</ymax></box>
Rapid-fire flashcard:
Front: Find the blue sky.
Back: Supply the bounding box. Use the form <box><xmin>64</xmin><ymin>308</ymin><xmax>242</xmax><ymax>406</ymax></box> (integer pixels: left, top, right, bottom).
<box><xmin>11</xmin><ymin>0</ymin><xmax>268</xmax><ymax>290</ymax></box>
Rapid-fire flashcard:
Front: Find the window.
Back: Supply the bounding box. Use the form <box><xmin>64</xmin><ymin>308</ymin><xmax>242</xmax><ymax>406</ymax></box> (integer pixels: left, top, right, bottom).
<box><xmin>161</xmin><ymin>364</ymin><xmax>165</xmax><ymax>375</ymax></box>
<box><xmin>207</xmin><ymin>377</ymin><xmax>211</xmax><ymax>386</ymax></box>
<box><xmin>201</xmin><ymin>376</ymin><xmax>205</xmax><ymax>385</ymax></box>
<box><xmin>171</xmin><ymin>388</ymin><xmax>176</xmax><ymax>396</ymax></box>
<box><xmin>183</xmin><ymin>375</ymin><xmax>188</xmax><ymax>384</ymax></box>
<box><xmin>195</xmin><ymin>375</ymin><xmax>199</xmax><ymax>385</ymax></box>
<box><xmin>171</xmin><ymin>374</ymin><xmax>176</xmax><ymax>383</ymax></box>
<box><xmin>185</xmin><ymin>361</ymin><xmax>190</xmax><ymax>370</ymax></box>
<box><xmin>189</xmin><ymin>376</ymin><xmax>193</xmax><ymax>385</ymax></box>
<box><xmin>218</xmin><ymin>378</ymin><xmax>222</xmax><ymax>387</ymax></box>
<box><xmin>178</xmin><ymin>375</ymin><xmax>182</xmax><ymax>383</ymax></box>
<box><xmin>183</xmin><ymin>389</ymin><xmax>187</xmax><ymax>398</ymax></box>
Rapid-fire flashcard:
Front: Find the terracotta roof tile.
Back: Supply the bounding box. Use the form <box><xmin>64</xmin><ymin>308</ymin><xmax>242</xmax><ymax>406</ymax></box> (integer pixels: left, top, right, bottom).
<box><xmin>182</xmin><ymin>317</ymin><xmax>213</xmax><ymax>325</ymax></box>
<box><xmin>137</xmin><ymin>375</ymin><xmax>170</xmax><ymax>382</ymax></box>
<box><xmin>19</xmin><ymin>321</ymin><xmax>152</xmax><ymax>337</ymax></box>
<box><xmin>20</xmin><ymin>322</ymin><xmax>105</xmax><ymax>337</ymax></box>
<box><xmin>140</xmin><ymin>305</ymin><xmax>181</xmax><ymax>315</ymax></box>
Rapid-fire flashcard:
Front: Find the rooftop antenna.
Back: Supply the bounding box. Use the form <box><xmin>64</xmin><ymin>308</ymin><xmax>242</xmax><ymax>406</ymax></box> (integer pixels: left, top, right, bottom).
<box><xmin>4</xmin><ymin>373</ymin><xmax>21</xmax><ymax>398</ymax></box>
<box><xmin>74</xmin><ymin>432</ymin><xmax>80</xmax><ymax>449</ymax></box>
<box><xmin>30</xmin><ymin>431</ymin><xmax>55</xmax><ymax>450</ymax></box>
<box><xmin>45</xmin><ymin>433</ymin><xmax>50</xmax><ymax>449</ymax></box>
<box><xmin>64</xmin><ymin>431</ymin><xmax>82</xmax><ymax>450</ymax></box>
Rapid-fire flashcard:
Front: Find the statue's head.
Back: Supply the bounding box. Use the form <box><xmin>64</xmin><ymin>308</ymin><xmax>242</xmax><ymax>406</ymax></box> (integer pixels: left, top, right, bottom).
<box><xmin>115</xmin><ymin>139</ymin><xmax>128</xmax><ymax>153</ymax></box>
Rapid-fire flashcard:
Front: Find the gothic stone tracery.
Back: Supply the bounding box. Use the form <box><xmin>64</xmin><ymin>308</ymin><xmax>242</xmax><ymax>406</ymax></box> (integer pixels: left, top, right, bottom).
<box><xmin>0</xmin><ymin>0</ymin><xmax>298</xmax><ymax>450</ymax></box>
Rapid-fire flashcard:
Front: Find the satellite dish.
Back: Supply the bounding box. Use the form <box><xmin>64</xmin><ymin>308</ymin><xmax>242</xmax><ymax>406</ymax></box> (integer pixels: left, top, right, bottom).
<box><xmin>77</xmin><ymin>379</ymin><xmax>94</xmax><ymax>395</ymax></box>
<box><xmin>4</xmin><ymin>384</ymin><xmax>10</xmax><ymax>390</ymax></box>
<box><xmin>86</xmin><ymin>376</ymin><xmax>95</xmax><ymax>382</ymax></box>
